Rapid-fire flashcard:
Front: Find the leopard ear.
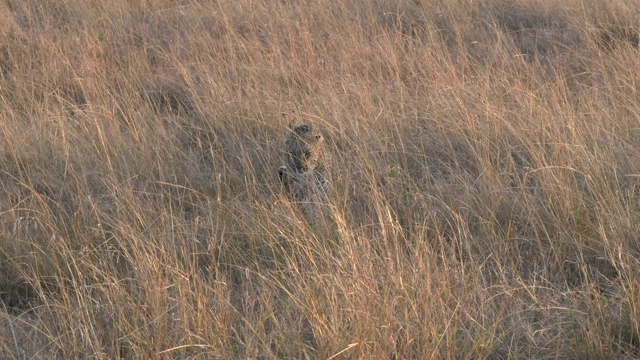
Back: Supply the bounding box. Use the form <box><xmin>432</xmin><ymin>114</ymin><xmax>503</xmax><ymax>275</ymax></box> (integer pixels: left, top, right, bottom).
<box><xmin>278</xmin><ymin>166</ymin><xmax>288</xmax><ymax>182</ymax></box>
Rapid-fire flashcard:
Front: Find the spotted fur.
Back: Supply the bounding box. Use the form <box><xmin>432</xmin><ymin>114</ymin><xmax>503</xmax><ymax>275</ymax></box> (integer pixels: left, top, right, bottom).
<box><xmin>278</xmin><ymin>124</ymin><xmax>330</xmax><ymax>219</ymax></box>
<box><xmin>285</xmin><ymin>124</ymin><xmax>326</xmax><ymax>173</ymax></box>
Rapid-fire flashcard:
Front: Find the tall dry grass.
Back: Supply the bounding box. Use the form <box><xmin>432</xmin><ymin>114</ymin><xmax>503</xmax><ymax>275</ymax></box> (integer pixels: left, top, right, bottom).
<box><xmin>0</xmin><ymin>0</ymin><xmax>639</xmax><ymax>358</ymax></box>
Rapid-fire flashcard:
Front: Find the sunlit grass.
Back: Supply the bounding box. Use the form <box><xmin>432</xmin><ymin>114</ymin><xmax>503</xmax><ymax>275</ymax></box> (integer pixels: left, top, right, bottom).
<box><xmin>0</xmin><ymin>0</ymin><xmax>639</xmax><ymax>358</ymax></box>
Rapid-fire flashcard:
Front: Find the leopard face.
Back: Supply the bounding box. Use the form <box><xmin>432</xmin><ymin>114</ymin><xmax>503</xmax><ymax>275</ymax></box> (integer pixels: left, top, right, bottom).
<box><xmin>285</xmin><ymin>124</ymin><xmax>325</xmax><ymax>172</ymax></box>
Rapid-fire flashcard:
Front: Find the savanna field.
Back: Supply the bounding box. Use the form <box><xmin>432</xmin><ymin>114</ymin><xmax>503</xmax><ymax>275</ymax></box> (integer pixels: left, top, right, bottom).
<box><xmin>1</xmin><ymin>0</ymin><xmax>640</xmax><ymax>358</ymax></box>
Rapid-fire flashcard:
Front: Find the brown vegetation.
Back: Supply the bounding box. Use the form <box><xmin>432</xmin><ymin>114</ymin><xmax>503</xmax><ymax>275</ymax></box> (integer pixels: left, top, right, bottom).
<box><xmin>1</xmin><ymin>0</ymin><xmax>640</xmax><ymax>358</ymax></box>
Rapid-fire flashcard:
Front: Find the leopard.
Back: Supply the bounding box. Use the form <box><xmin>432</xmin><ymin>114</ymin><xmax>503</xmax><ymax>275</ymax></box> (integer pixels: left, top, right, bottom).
<box><xmin>278</xmin><ymin>124</ymin><xmax>330</xmax><ymax>219</ymax></box>
<box><xmin>284</xmin><ymin>124</ymin><xmax>326</xmax><ymax>173</ymax></box>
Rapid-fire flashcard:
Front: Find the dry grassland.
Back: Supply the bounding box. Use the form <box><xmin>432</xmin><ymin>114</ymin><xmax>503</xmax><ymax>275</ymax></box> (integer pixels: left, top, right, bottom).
<box><xmin>1</xmin><ymin>0</ymin><xmax>640</xmax><ymax>358</ymax></box>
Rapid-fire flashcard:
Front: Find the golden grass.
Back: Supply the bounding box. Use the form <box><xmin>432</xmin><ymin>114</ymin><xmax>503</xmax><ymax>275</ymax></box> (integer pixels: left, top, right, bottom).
<box><xmin>1</xmin><ymin>0</ymin><xmax>640</xmax><ymax>358</ymax></box>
